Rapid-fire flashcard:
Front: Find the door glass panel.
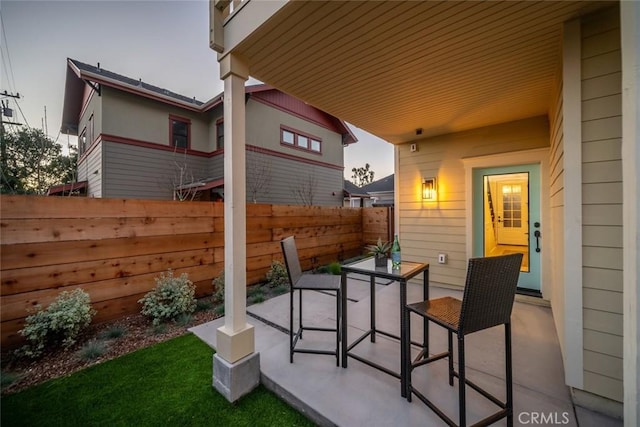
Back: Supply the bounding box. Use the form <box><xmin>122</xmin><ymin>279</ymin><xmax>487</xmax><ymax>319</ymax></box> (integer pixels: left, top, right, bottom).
<box><xmin>483</xmin><ymin>173</ymin><xmax>529</xmax><ymax>272</ymax></box>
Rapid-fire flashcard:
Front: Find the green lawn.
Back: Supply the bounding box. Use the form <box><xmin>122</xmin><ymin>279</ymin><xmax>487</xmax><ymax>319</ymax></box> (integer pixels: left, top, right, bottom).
<box><xmin>1</xmin><ymin>334</ymin><xmax>314</xmax><ymax>427</ymax></box>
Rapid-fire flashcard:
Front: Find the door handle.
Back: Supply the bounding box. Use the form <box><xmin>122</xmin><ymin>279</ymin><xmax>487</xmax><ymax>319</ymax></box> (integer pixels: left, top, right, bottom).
<box><xmin>534</xmin><ymin>230</ymin><xmax>541</xmax><ymax>252</ymax></box>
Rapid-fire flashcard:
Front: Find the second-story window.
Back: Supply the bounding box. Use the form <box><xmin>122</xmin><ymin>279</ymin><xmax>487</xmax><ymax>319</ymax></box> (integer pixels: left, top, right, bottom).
<box><xmin>170</xmin><ymin>116</ymin><xmax>190</xmax><ymax>149</ymax></box>
<box><xmin>79</xmin><ymin>128</ymin><xmax>87</xmax><ymax>155</ymax></box>
<box><xmin>216</xmin><ymin>119</ymin><xmax>224</xmax><ymax>150</ymax></box>
<box><xmin>280</xmin><ymin>126</ymin><xmax>321</xmax><ymax>153</ymax></box>
<box><xmin>87</xmin><ymin>114</ymin><xmax>94</xmax><ymax>146</ymax></box>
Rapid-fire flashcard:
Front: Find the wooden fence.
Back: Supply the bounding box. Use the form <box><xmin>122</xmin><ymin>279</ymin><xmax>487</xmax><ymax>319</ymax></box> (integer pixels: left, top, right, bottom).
<box><xmin>0</xmin><ymin>195</ymin><xmax>391</xmax><ymax>347</ymax></box>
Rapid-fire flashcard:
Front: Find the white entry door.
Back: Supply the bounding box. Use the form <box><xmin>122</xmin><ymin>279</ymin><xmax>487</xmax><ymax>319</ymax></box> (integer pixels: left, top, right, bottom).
<box><xmin>495</xmin><ymin>177</ymin><xmax>529</xmax><ymax>246</ymax></box>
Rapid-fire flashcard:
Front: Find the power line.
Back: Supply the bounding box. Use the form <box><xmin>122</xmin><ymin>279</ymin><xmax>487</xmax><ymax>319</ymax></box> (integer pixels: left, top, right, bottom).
<box><xmin>14</xmin><ymin>98</ymin><xmax>29</xmax><ymax>128</ymax></box>
<box><xmin>0</xmin><ymin>11</ymin><xmax>17</xmax><ymax>94</ymax></box>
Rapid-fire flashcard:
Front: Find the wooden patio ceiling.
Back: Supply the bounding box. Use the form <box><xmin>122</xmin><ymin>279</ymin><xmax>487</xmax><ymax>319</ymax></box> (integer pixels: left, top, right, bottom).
<box><xmin>230</xmin><ymin>0</ymin><xmax>614</xmax><ymax>144</ymax></box>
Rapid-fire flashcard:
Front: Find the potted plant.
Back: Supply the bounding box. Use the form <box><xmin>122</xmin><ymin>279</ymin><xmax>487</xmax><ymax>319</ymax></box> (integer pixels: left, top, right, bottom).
<box><xmin>366</xmin><ymin>237</ymin><xmax>391</xmax><ymax>267</ymax></box>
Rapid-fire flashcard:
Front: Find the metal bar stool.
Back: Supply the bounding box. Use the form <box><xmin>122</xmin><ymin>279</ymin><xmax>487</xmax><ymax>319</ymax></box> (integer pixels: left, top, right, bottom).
<box><xmin>406</xmin><ymin>253</ymin><xmax>523</xmax><ymax>427</ymax></box>
<box><xmin>281</xmin><ymin>236</ymin><xmax>341</xmax><ymax>365</ymax></box>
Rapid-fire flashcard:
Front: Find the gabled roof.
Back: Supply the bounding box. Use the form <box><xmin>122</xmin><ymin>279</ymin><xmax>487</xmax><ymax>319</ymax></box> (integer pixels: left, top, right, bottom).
<box><xmin>61</xmin><ymin>58</ymin><xmax>357</xmax><ymax>145</ymax></box>
<box><xmin>360</xmin><ymin>174</ymin><xmax>394</xmax><ymax>194</ymax></box>
<box><xmin>343</xmin><ymin>180</ymin><xmax>369</xmax><ymax>198</ymax></box>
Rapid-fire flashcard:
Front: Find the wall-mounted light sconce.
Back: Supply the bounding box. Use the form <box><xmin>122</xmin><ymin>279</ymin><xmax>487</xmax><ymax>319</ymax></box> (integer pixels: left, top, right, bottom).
<box><xmin>422</xmin><ymin>177</ymin><xmax>437</xmax><ymax>200</ymax></box>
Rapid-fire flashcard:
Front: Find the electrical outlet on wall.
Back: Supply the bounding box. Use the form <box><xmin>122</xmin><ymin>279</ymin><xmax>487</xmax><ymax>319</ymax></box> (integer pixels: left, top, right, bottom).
<box><xmin>438</xmin><ymin>253</ymin><xmax>447</xmax><ymax>264</ymax></box>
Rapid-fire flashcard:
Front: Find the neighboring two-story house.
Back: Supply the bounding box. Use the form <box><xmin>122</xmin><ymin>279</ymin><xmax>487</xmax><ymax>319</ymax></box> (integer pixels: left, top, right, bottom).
<box><xmin>59</xmin><ymin>58</ymin><xmax>357</xmax><ymax>204</ymax></box>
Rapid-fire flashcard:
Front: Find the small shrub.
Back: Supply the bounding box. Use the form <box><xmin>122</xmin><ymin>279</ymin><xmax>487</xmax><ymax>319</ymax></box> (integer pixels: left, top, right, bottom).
<box><xmin>195</xmin><ymin>299</ymin><xmax>213</xmax><ymax>312</ymax></box>
<box><xmin>213</xmin><ymin>304</ymin><xmax>225</xmax><ymax>316</ymax></box>
<box><xmin>266</xmin><ymin>261</ymin><xmax>289</xmax><ymax>289</ymax></box>
<box><xmin>328</xmin><ymin>262</ymin><xmax>342</xmax><ymax>275</ymax></box>
<box><xmin>1</xmin><ymin>370</ymin><xmax>22</xmax><ymax>390</ymax></box>
<box><xmin>315</xmin><ymin>265</ymin><xmax>329</xmax><ymax>274</ymax></box>
<box><xmin>212</xmin><ymin>271</ymin><xmax>225</xmax><ymax>302</ymax></box>
<box><xmin>175</xmin><ymin>313</ymin><xmax>192</xmax><ymax>327</ymax></box>
<box><xmin>272</xmin><ymin>284</ymin><xmax>289</xmax><ymax>296</ymax></box>
<box><xmin>78</xmin><ymin>340</ymin><xmax>107</xmax><ymax>361</ymax></box>
<box><xmin>247</xmin><ymin>289</ymin><xmax>265</xmax><ymax>305</ymax></box>
<box><xmin>98</xmin><ymin>325</ymin><xmax>127</xmax><ymax>340</ymax></box>
<box><xmin>147</xmin><ymin>323</ymin><xmax>167</xmax><ymax>336</ymax></box>
<box><xmin>139</xmin><ymin>269</ymin><xmax>196</xmax><ymax>326</ymax></box>
<box><xmin>18</xmin><ymin>288</ymin><xmax>96</xmax><ymax>358</ymax></box>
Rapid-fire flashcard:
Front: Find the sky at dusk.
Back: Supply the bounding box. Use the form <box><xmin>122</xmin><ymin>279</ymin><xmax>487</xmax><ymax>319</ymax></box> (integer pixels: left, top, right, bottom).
<box><xmin>0</xmin><ymin>0</ymin><xmax>394</xmax><ymax>182</ymax></box>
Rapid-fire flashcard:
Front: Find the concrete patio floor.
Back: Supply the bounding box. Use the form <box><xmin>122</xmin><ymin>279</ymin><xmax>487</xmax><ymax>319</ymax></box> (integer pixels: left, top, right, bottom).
<box><xmin>190</xmin><ymin>274</ymin><xmax>622</xmax><ymax>427</ymax></box>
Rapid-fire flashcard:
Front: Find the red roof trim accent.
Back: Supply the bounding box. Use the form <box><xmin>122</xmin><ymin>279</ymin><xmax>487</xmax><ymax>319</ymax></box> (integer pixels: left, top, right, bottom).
<box><xmin>245</xmin><ymin>144</ymin><xmax>343</xmax><ymax>171</ymax></box>
<box><xmin>199</xmin><ymin>178</ymin><xmax>224</xmax><ymax>191</ymax></box>
<box><xmin>101</xmin><ymin>134</ymin><xmax>212</xmax><ymax>157</ymax></box>
<box><xmin>77</xmin><ymin>71</ymin><xmax>202</xmax><ymax>112</ymax></box>
<box><xmin>47</xmin><ymin>181</ymin><xmax>88</xmax><ymax>195</ymax></box>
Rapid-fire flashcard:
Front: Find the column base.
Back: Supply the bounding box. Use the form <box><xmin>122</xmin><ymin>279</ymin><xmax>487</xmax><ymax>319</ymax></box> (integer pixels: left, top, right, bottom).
<box><xmin>213</xmin><ymin>352</ymin><xmax>260</xmax><ymax>403</ymax></box>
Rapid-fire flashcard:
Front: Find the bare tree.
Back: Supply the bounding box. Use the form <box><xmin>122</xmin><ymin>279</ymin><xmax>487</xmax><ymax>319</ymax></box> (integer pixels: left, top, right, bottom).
<box><xmin>292</xmin><ymin>169</ymin><xmax>317</xmax><ymax>206</ymax></box>
<box><xmin>246</xmin><ymin>145</ymin><xmax>272</xmax><ymax>203</ymax></box>
<box><xmin>166</xmin><ymin>148</ymin><xmax>200</xmax><ymax>201</ymax></box>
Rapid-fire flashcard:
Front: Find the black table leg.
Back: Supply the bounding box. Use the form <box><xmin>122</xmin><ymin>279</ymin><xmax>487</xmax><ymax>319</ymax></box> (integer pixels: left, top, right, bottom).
<box><xmin>423</xmin><ymin>269</ymin><xmax>429</xmax><ymax>354</ymax></box>
<box><xmin>370</xmin><ymin>274</ymin><xmax>376</xmax><ymax>342</ymax></box>
<box><xmin>400</xmin><ymin>279</ymin><xmax>408</xmax><ymax>398</ymax></box>
<box><xmin>341</xmin><ymin>272</ymin><xmax>348</xmax><ymax>368</ymax></box>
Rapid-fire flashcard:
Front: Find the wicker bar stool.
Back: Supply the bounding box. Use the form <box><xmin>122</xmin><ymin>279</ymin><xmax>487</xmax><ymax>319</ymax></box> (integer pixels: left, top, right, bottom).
<box><xmin>281</xmin><ymin>236</ymin><xmax>341</xmax><ymax>365</ymax></box>
<box><xmin>406</xmin><ymin>253</ymin><xmax>523</xmax><ymax>427</ymax></box>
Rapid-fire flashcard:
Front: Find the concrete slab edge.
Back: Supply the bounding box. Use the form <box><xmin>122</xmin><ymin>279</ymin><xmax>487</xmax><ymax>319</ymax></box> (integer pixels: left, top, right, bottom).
<box><xmin>260</xmin><ymin>371</ymin><xmax>337</xmax><ymax>427</ymax></box>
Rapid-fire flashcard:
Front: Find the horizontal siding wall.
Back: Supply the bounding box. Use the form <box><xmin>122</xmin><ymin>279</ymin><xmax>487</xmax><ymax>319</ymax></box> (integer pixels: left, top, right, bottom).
<box><xmin>103</xmin><ymin>141</ymin><xmax>210</xmax><ymax>200</ymax></box>
<box><xmin>77</xmin><ymin>141</ymin><xmax>103</xmax><ymax>197</ymax></box>
<box><xmin>0</xmin><ymin>195</ymin><xmax>387</xmax><ymax>348</ymax></box>
<box><xmin>548</xmin><ymin>59</ymin><xmax>565</xmax><ymax>359</ymax></box>
<box><xmin>397</xmin><ymin>116</ymin><xmax>549</xmax><ymax>288</ymax></box>
<box><xmin>580</xmin><ymin>5</ymin><xmax>623</xmax><ymax>403</ymax></box>
<box><xmin>247</xmin><ymin>150</ymin><xmax>344</xmax><ymax>206</ymax></box>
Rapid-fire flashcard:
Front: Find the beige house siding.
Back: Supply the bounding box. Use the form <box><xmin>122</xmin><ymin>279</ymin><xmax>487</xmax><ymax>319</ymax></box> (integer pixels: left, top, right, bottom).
<box><xmin>398</xmin><ymin>116</ymin><xmax>549</xmax><ymax>288</ymax></box>
<box><xmin>580</xmin><ymin>6</ymin><xmax>623</xmax><ymax>403</ymax></box>
<box><xmin>245</xmin><ymin>98</ymin><xmax>344</xmax><ymax>167</ymax></box>
<box><xmin>102</xmin><ymin>88</ymin><xmax>210</xmax><ymax>151</ymax></box>
<box><xmin>548</xmin><ymin>61</ymin><xmax>565</xmax><ymax>361</ymax></box>
<box><xmin>78</xmin><ymin>88</ymin><xmax>102</xmax><ymax>148</ymax></box>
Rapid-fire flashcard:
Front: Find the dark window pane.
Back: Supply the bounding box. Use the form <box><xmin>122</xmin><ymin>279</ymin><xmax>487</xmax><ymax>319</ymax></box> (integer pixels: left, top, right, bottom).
<box><xmin>174</xmin><ymin>135</ymin><xmax>188</xmax><ymax>148</ymax></box>
<box><xmin>172</xmin><ymin>120</ymin><xmax>188</xmax><ymax>148</ymax></box>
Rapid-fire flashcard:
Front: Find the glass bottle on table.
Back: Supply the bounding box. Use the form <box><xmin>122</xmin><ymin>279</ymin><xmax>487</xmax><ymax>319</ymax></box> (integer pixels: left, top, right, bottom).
<box><xmin>391</xmin><ymin>234</ymin><xmax>401</xmax><ymax>268</ymax></box>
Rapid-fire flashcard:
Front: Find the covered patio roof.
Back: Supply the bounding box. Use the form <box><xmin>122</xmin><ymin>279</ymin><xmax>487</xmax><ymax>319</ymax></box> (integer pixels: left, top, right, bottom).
<box><xmin>222</xmin><ymin>0</ymin><xmax>612</xmax><ymax>143</ymax></box>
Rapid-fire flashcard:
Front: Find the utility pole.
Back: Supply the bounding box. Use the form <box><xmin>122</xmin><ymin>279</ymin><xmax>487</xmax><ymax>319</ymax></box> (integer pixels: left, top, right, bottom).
<box><xmin>1</xmin><ymin>91</ymin><xmax>22</xmax><ymax>126</ymax></box>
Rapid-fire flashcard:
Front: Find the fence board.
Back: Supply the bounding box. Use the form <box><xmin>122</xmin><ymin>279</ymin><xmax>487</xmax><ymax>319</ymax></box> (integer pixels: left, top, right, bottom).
<box><xmin>1</xmin><ymin>249</ymin><xmax>214</xmax><ymax>296</ymax></box>
<box><xmin>1</xmin><ymin>217</ymin><xmax>215</xmax><ymax>245</ymax></box>
<box><xmin>0</xmin><ymin>195</ymin><xmax>216</xmax><ymax>219</ymax></box>
<box><xmin>0</xmin><ymin>196</ymin><xmax>389</xmax><ymax>347</ymax></box>
<box><xmin>1</xmin><ymin>233</ymin><xmax>220</xmax><ymax>270</ymax></box>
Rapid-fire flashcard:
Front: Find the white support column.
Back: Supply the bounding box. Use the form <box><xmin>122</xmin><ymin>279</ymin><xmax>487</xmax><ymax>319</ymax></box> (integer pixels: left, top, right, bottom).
<box><xmin>621</xmin><ymin>2</ymin><xmax>639</xmax><ymax>426</ymax></box>
<box><xmin>213</xmin><ymin>53</ymin><xmax>259</xmax><ymax>403</ymax></box>
<box><xmin>561</xmin><ymin>18</ymin><xmax>584</xmax><ymax>390</ymax></box>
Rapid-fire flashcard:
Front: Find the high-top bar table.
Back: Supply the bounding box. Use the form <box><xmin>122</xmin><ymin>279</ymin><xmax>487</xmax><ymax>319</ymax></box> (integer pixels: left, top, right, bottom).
<box><xmin>340</xmin><ymin>257</ymin><xmax>429</xmax><ymax>398</ymax></box>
